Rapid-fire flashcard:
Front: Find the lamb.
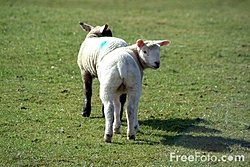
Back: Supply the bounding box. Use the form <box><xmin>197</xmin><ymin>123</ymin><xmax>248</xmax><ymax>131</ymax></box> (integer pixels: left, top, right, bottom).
<box><xmin>97</xmin><ymin>39</ymin><xmax>171</xmax><ymax>142</ymax></box>
<box><xmin>77</xmin><ymin>22</ymin><xmax>128</xmax><ymax>118</ymax></box>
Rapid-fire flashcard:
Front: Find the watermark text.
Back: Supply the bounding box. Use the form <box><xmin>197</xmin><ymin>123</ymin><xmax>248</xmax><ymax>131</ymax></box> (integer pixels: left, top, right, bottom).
<box><xmin>170</xmin><ymin>152</ymin><xmax>245</xmax><ymax>162</ymax></box>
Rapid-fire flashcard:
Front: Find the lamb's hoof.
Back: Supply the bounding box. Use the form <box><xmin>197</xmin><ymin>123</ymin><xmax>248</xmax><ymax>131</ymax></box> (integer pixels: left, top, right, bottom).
<box><xmin>82</xmin><ymin>105</ymin><xmax>91</xmax><ymax>117</ymax></box>
<box><xmin>104</xmin><ymin>134</ymin><xmax>112</xmax><ymax>143</ymax></box>
<box><xmin>82</xmin><ymin>109</ymin><xmax>90</xmax><ymax>117</ymax></box>
<box><xmin>127</xmin><ymin>135</ymin><xmax>135</xmax><ymax>140</ymax></box>
<box><xmin>82</xmin><ymin>112</ymin><xmax>90</xmax><ymax>117</ymax></box>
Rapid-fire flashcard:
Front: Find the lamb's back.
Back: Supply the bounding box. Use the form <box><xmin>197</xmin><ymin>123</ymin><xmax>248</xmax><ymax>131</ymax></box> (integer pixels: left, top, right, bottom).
<box><xmin>78</xmin><ymin>37</ymin><xmax>128</xmax><ymax>77</ymax></box>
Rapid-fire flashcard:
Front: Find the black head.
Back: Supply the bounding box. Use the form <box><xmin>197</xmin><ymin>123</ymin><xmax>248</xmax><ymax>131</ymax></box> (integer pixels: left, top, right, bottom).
<box><xmin>101</xmin><ymin>28</ymin><xmax>112</xmax><ymax>37</ymax></box>
<box><xmin>79</xmin><ymin>22</ymin><xmax>113</xmax><ymax>38</ymax></box>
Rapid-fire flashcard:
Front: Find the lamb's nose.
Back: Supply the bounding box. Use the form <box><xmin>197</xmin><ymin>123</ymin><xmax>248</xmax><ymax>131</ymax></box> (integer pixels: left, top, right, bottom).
<box><xmin>154</xmin><ymin>61</ymin><xmax>160</xmax><ymax>68</ymax></box>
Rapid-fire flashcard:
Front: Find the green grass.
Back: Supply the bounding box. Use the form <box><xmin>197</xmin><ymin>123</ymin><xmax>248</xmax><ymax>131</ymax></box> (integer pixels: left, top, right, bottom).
<box><xmin>0</xmin><ymin>0</ymin><xmax>249</xmax><ymax>166</ymax></box>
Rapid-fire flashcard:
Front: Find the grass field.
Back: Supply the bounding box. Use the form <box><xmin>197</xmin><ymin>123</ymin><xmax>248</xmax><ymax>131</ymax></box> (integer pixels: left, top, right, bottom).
<box><xmin>0</xmin><ymin>0</ymin><xmax>249</xmax><ymax>166</ymax></box>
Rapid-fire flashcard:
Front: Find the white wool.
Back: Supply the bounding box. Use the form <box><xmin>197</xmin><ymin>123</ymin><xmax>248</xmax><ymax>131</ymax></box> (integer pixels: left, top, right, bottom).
<box><xmin>77</xmin><ymin>22</ymin><xmax>128</xmax><ymax>119</ymax></box>
<box><xmin>98</xmin><ymin>39</ymin><xmax>171</xmax><ymax>142</ymax></box>
<box><xmin>78</xmin><ymin>37</ymin><xmax>128</xmax><ymax>78</ymax></box>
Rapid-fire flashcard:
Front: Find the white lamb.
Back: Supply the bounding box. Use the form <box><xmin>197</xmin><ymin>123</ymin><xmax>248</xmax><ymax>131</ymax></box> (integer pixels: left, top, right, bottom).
<box><xmin>77</xmin><ymin>22</ymin><xmax>128</xmax><ymax>117</ymax></box>
<box><xmin>97</xmin><ymin>39</ymin><xmax>171</xmax><ymax>142</ymax></box>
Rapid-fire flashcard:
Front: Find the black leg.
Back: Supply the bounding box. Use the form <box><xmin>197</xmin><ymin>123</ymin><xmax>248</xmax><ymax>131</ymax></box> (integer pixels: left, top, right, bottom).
<box><xmin>82</xmin><ymin>73</ymin><xmax>93</xmax><ymax>117</ymax></box>
<box><xmin>102</xmin><ymin>105</ymin><xmax>105</xmax><ymax>118</ymax></box>
<box><xmin>119</xmin><ymin>94</ymin><xmax>126</xmax><ymax>120</ymax></box>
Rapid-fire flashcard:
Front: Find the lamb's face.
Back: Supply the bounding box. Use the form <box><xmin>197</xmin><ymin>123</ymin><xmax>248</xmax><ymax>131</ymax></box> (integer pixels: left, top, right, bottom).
<box><xmin>139</xmin><ymin>43</ymin><xmax>161</xmax><ymax>69</ymax></box>
<box><xmin>137</xmin><ymin>39</ymin><xmax>171</xmax><ymax>69</ymax></box>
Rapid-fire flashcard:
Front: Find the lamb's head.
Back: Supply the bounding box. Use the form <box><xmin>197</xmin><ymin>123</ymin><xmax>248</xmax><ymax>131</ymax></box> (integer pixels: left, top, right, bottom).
<box><xmin>136</xmin><ymin>39</ymin><xmax>171</xmax><ymax>69</ymax></box>
<box><xmin>79</xmin><ymin>22</ymin><xmax>112</xmax><ymax>38</ymax></box>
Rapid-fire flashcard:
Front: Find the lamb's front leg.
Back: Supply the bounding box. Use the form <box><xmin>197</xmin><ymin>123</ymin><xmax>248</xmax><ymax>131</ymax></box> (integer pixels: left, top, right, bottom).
<box><xmin>126</xmin><ymin>97</ymin><xmax>136</xmax><ymax>140</ymax></box>
<box><xmin>82</xmin><ymin>71</ymin><xmax>92</xmax><ymax>117</ymax></box>
<box><xmin>119</xmin><ymin>94</ymin><xmax>126</xmax><ymax>120</ymax></box>
<box><xmin>134</xmin><ymin>104</ymin><xmax>140</xmax><ymax>132</ymax></box>
<box><xmin>113</xmin><ymin>94</ymin><xmax>121</xmax><ymax>134</ymax></box>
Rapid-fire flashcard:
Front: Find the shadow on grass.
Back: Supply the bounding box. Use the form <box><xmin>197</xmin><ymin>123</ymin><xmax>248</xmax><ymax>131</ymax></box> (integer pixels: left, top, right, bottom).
<box><xmin>170</xmin><ymin>135</ymin><xmax>250</xmax><ymax>152</ymax></box>
<box><xmin>139</xmin><ymin>118</ymin><xmax>213</xmax><ymax>133</ymax></box>
<box><xmin>139</xmin><ymin>118</ymin><xmax>250</xmax><ymax>152</ymax></box>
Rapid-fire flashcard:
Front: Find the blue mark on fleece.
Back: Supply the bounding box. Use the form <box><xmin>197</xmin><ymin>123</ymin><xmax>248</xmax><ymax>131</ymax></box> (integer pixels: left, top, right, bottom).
<box><xmin>100</xmin><ymin>40</ymin><xmax>108</xmax><ymax>50</ymax></box>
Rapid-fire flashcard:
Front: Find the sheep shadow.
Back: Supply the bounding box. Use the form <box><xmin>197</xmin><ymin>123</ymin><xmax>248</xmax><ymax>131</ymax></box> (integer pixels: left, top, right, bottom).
<box><xmin>139</xmin><ymin>118</ymin><xmax>250</xmax><ymax>152</ymax></box>
<box><xmin>170</xmin><ymin>135</ymin><xmax>250</xmax><ymax>152</ymax></box>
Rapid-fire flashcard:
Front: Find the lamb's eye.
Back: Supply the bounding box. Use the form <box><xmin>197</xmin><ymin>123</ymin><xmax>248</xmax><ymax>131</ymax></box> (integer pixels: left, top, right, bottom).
<box><xmin>143</xmin><ymin>50</ymin><xmax>147</xmax><ymax>54</ymax></box>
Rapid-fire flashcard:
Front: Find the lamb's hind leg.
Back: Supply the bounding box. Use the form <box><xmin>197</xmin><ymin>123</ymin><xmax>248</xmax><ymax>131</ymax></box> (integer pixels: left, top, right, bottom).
<box><xmin>103</xmin><ymin>101</ymin><xmax>114</xmax><ymax>143</ymax></box>
<box><xmin>102</xmin><ymin>93</ymin><xmax>126</xmax><ymax>121</ymax></box>
<box><xmin>101</xmin><ymin>93</ymin><xmax>114</xmax><ymax>143</ymax></box>
<box><xmin>81</xmin><ymin>71</ymin><xmax>92</xmax><ymax>117</ymax></box>
<box><xmin>113</xmin><ymin>94</ymin><xmax>121</xmax><ymax>134</ymax></box>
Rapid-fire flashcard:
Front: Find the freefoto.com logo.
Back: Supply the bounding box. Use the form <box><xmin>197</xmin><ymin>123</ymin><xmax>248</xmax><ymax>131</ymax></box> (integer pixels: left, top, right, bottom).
<box><xmin>170</xmin><ymin>152</ymin><xmax>245</xmax><ymax>162</ymax></box>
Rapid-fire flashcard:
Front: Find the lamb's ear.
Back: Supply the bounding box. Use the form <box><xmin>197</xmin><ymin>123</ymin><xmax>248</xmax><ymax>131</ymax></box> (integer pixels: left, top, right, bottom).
<box><xmin>100</xmin><ymin>24</ymin><xmax>109</xmax><ymax>33</ymax></box>
<box><xmin>79</xmin><ymin>22</ymin><xmax>93</xmax><ymax>32</ymax></box>
<box><xmin>157</xmin><ymin>40</ymin><xmax>171</xmax><ymax>46</ymax></box>
<box><xmin>137</xmin><ymin>39</ymin><xmax>145</xmax><ymax>48</ymax></box>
